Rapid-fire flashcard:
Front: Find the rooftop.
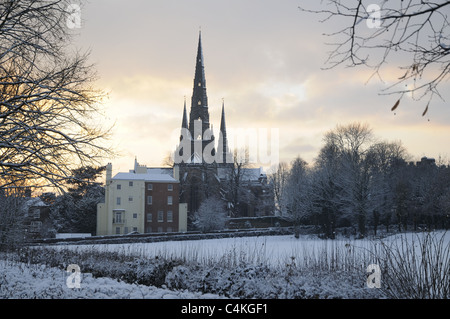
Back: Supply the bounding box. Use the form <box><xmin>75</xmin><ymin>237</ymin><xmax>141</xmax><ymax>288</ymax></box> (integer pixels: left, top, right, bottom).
<box><xmin>112</xmin><ymin>172</ymin><xmax>178</xmax><ymax>183</ymax></box>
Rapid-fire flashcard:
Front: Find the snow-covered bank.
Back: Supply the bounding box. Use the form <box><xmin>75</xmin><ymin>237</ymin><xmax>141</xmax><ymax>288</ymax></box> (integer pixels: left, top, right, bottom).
<box><xmin>0</xmin><ymin>260</ymin><xmax>222</xmax><ymax>299</ymax></box>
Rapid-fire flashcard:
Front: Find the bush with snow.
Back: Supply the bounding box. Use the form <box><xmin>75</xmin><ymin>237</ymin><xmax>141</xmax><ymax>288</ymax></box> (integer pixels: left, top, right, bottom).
<box><xmin>192</xmin><ymin>197</ymin><xmax>228</xmax><ymax>232</ymax></box>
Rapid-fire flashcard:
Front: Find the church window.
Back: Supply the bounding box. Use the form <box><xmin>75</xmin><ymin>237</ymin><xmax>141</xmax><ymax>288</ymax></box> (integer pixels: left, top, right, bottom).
<box><xmin>198</xmin><ymin>82</ymin><xmax>201</xmax><ymax>86</ymax></box>
<box><xmin>198</xmin><ymin>100</ymin><xmax>201</xmax><ymax>105</ymax></box>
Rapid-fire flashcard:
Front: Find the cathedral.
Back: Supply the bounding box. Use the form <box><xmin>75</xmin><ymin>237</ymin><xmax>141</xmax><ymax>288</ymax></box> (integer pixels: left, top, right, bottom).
<box><xmin>174</xmin><ymin>31</ymin><xmax>232</xmax><ymax>167</ymax></box>
<box><xmin>173</xmin><ymin>32</ymin><xmax>272</xmax><ymax>219</ymax></box>
<box><xmin>97</xmin><ymin>32</ymin><xmax>274</xmax><ymax>236</ymax></box>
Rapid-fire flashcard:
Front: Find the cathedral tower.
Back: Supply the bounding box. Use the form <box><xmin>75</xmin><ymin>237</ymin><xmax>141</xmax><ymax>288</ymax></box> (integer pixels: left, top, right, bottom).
<box><xmin>175</xmin><ymin>32</ymin><xmax>224</xmax><ymax>216</ymax></box>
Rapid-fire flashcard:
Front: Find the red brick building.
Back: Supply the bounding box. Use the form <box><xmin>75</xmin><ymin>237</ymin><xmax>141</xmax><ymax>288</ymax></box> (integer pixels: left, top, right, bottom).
<box><xmin>145</xmin><ymin>180</ymin><xmax>180</xmax><ymax>233</ymax></box>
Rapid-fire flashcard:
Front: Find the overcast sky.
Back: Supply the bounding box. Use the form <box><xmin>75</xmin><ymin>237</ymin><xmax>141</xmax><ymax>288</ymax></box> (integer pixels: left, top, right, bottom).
<box><xmin>72</xmin><ymin>0</ymin><xmax>450</xmax><ymax>174</ymax></box>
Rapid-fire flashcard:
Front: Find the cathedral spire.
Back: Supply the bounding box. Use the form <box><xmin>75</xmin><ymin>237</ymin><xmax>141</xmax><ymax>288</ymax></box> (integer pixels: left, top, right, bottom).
<box><xmin>191</xmin><ymin>30</ymin><xmax>208</xmax><ymax>109</ymax></box>
<box><xmin>220</xmin><ymin>98</ymin><xmax>226</xmax><ymax>134</ymax></box>
<box><xmin>218</xmin><ymin>99</ymin><xmax>231</xmax><ymax>165</ymax></box>
<box><xmin>181</xmin><ymin>96</ymin><xmax>188</xmax><ymax>129</ymax></box>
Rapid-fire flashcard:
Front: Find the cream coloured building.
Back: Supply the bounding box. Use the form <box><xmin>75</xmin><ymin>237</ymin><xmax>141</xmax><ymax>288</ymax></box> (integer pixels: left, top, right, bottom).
<box><xmin>97</xmin><ymin>159</ymin><xmax>187</xmax><ymax>236</ymax></box>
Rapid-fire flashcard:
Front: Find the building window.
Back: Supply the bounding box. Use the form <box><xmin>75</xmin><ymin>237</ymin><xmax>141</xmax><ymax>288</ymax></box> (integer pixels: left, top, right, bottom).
<box><xmin>115</xmin><ymin>227</ymin><xmax>120</xmax><ymax>234</ymax></box>
<box><xmin>129</xmin><ymin>181</ymin><xmax>133</xmax><ymax>187</ymax></box>
<box><xmin>167</xmin><ymin>211</ymin><xmax>173</xmax><ymax>222</ymax></box>
<box><xmin>114</xmin><ymin>211</ymin><xmax>123</xmax><ymax>223</ymax></box>
<box><xmin>158</xmin><ymin>211</ymin><xmax>164</xmax><ymax>222</ymax></box>
<box><xmin>157</xmin><ymin>226</ymin><xmax>163</xmax><ymax>233</ymax></box>
<box><xmin>147</xmin><ymin>184</ymin><xmax>153</xmax><ymax>190</ymax></box>
<box><xmin>133</xmin><ymin>227</ymin><xmax>138</xmax><ymax>232</ymax></box>
<box><xmin>32</xmin><ymin>209</ymin><xmax>40</xmax><ymax>219</ymax></box>
<box><xmin>146</xmin><ymin>226</ymin><xmax>152</xmax><ymax>233</ymax></box>
<box><xmin>147</xmin><ymin>196</ymin><xmax>152</xmax><ymax>205</ymax></box>
<box><xmin>117</xmin><ymin>184</ymin><xmax>121</xmax><ymax>190</ymax></box>
<box><xmin>129</xmin><ymin>196</ymin><xmax>133</xmax><ymax>202</ymax></box>
<box><xmin>147</xmin><ymin>213</ymin><xmax>152</xmax><ymax>222</ymax></box>
<box><xmin>168</xmin><ymin>184</ymin><xmax>173</xmax><ymax>191</ymax></box>
<box><xmin>30</xmin><ymin>221</ymin><xmax>42</xmax><ymax>232</ymax></box>
<box><xmin>168</xmin><ymin>196</ymin><xmax>173</xmax><ymax>205</ymax></box>
<box><xmin>116</xmin><ymin>197</ymin><xmax>121</xmax><ymax>205</ymax></box>
<box><xmin>167</xmin><ymin>227</ymin><xmax>173</xmax><ymax>233</ymax></box>
<box><xmin>133</xmin><ymin>213</ymin><xmax>137</xmax><ymax>219</ymax></box>
<box><xmin>124</xmin><ymin>227</ymin><xmax>128</xmax><ymax>234</ymax></box>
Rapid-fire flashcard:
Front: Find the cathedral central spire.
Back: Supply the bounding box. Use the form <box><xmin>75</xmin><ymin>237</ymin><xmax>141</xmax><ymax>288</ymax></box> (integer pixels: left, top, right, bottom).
<box><xmin>183</xmin><ymin>31</ymin><xmax>214</xmax><ymax>163</ymax></box>
<box><xmin>191</xmin><ymin>31</ymin><xmax>208</xmax><ymax>109</ymax></box>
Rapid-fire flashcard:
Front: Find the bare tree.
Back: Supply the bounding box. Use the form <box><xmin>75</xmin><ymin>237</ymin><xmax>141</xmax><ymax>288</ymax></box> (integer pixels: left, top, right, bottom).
<box><xmin>0</xmin><ymin>0</ymin><xmax>111</xmax><ymax>191</ymax></box>
<box><xmin>311</xmin><ymin>143</ymin><xmax>343</xmax><ymax>238</ymax></box>
<box><xmin>367</xmin><ymin>141</ymin><xmax>410</xmax><ymax>234</ymax></box>
<box><xmin>322</xmin><ymin>122</ymin><xmax>375</xmax><ymax>237</ymax></box>
<box><xmin>284</xmin><ymin>156</ymin><xmax>312</xmax><ymax>238</ymax></box>
<box><xmin>162</xmin><ymin>151</ymin><xmax>175</xmax><ymax>167</ymax></box>
<box><xmin>299</xmin><ymin>1</ymin><xmax>450</xmax><ymax>113</ymax></box>
<box><xmin>222</xmin><ymin>148</ymin><xmax>254</xmax><ymax>217</ymax></box>
<box><xmin>268</xmin><ymin>162</ymin><xmax>290</xmax><ymax>216</ymax></box>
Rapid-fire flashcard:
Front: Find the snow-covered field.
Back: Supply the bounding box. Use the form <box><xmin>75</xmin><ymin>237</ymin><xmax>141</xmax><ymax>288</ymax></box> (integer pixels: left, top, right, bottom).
<box><xmin>53</xmin><ymin>234</ymin><xmax>377</xmax><ymax>269</ymax></box>
<box><xmin>1</xmin><ymin>231</ymin><xmax>448</xmax><ymax>299</ymax></box>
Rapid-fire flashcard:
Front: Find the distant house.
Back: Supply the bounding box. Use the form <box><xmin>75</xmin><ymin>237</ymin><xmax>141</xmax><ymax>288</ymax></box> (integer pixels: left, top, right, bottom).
<box><xmin>217</xmin><ymin>166</ymin><xmax>273</xmax><ymax>217</ymax></box>
<box><xmin>416</xmin><ymin>156</ymin><xmax>436</xmax><ymax>167</ymax></box>
<box><xmin>97</xmin><ymin>159</ymin><xmax>187</xmax><ymax>236</ymax></box>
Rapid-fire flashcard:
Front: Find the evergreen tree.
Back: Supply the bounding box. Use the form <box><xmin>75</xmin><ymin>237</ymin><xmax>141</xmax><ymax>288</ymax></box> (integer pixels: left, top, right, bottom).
<box><xmin>51</xmin><ymin>166</ymin><xmax>105</xmax><ymax>235</ymax></box>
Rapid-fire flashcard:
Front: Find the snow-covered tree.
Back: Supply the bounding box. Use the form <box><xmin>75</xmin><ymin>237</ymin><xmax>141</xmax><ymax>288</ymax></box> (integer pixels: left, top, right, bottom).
<box><xmin>367</xmin><ymin>141</ymin><xmax>410</xmax><ymax>234</ymax></box>
<box><xmin>268</xmin><ymin>162</ymin><xmax>290</xmax><ymax>216</ymax></box>
<box><xmin>311</xmin><ymin>143</ymin><xmax>343</xmax><ymax>238</ymax></box>
<box><xmin>284</xmin><ymin>157</ymin><xmax>313</xmax><ymax>238</ymax></box>
<box><xmin>323</xmin><ymin>123</ymin><xmax>375</xmax><ymax>236</ymax></box>
<box><xmin>192</xmin><ymin>197</ymin><xmax>228</xmax><ymax>232</ymax></box>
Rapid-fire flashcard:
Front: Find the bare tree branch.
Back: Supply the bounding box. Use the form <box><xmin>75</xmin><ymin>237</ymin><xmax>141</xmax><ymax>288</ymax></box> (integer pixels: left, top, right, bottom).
<box><xmin>0</xmin><ymin>0</ymin><xmax>113</xmax><ymax>191</ymax></box>
<box><xmin>299</xmin><ymin>0</ymin><xmax>450</xmax><ymax>113</ymax></box>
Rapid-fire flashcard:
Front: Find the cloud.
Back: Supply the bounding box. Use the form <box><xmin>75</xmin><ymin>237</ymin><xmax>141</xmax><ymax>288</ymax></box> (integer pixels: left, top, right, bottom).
<box><xmin>76</xmin><ymin>0</ymin><xmax>450</xmax><ymax>171</ymax></box>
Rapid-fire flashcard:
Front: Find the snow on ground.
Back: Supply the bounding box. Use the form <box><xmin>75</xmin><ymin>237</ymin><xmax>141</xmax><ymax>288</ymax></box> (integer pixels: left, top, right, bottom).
<box><xmin>52</xmin><ymin>234</ymin><xmax>373</xmax><ymax>267</ymax></box>
<box><xmin>1</xmin><ymin>231</ymin><xmax>448</xmax><ymax>299</ymax></box>
<box><xmin>54</xmin><ymin>231</ymin><xmax>449</xmax><ymax>268</ymax></box>
<box><xmin>0</xmin><ymin>259</ymin><xmax>222</xmax><ymax>299</ymax></box>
